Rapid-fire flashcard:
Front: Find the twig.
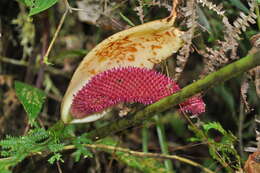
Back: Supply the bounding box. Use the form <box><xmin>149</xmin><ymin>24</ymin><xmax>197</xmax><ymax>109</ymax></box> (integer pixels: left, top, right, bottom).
<box><xmin>43</xmin><ymin>7</ymin><xmax>68</xmax><ymax>64</ymax></box>
<box><xmin>0</xmin><ymin>56</ymin><xmax>70</xmax><ymax>78</ymax></box>
<box><xmin>56</xmin><ymin>161</ymin><xmax>63</xmax><ymax>173</ymax></box>
<box><xmin>36</xmin><ymin>13</ymin><xmax>49</xmax><ymax>88</ymax></box>
<box><xmin>238</xmin><ymin>98</ymin><xmax>245</xmax><ymax>156</ymax></box>
<box><xmin>170</xmin><ymin>0</ymin><xmax>179</xmax><ymax>18</ymax></box>
<box><xmin>0</xmin><ymin>56</ymin><xmax>27</xmax><ymax>66</ymax></box>
<box><xmin>62</xmin><ymin>143</ymin><xmax>214</xmax><ymax>173</ymax></box>
<box><xmin>0</xmin><ymin>142</ymin><xmax>214</xmax><ymax>173</ymax></box>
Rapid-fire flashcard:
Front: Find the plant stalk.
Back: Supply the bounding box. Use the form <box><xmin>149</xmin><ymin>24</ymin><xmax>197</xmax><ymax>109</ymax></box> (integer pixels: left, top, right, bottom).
<box><xmin>86</xmin><ymin>51</ymin><xmax>260</xmax><ymax>140</ymax></box>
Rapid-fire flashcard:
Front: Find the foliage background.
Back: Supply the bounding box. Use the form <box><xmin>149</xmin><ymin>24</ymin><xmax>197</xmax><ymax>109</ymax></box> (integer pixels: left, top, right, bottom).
<box><xmin>0</xmin><ymin>0</ymin><xmax>260</xmax><ymax>172</ymax></box>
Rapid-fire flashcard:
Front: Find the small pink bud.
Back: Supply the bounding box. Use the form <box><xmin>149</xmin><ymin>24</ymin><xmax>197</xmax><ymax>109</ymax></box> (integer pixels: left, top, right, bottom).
<box><xmin>71</xmin><ymin>67</ymin><xmax>205</xmax><ymax>118</ymax></box>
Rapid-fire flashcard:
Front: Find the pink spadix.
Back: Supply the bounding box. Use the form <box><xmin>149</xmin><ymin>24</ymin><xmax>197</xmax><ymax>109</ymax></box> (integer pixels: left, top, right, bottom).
<box><xmin>71</xmin><ymin>67</ymin><xmax>205</xmax><ymax>118</ymax></box>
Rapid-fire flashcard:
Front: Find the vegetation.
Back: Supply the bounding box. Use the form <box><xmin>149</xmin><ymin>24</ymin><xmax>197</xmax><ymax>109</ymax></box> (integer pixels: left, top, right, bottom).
<box><xmin>0</xmin><ymin>0</ymin><xmax>260</xmax><ymax>172</ymax></box>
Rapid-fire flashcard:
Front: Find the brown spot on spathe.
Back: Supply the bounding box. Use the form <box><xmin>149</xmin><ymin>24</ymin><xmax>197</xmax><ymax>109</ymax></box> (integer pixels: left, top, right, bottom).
<box><xmin>151</xmin><ymin>45</ymin><xmax>162</xmax><ymax>50</ymax></box>
<box><xmin>127</xmin><ymin>55</ymin><xmax>135</xmax><ymax>61</ymax></box>
<box><xmin>88</xmin><ymin>69</ymin><xmax>97</xmax><ymax>75</ymax></box>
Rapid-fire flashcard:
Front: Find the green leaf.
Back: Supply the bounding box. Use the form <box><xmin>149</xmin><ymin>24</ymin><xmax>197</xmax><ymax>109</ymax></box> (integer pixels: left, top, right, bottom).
<box><xmin>20</xmin><ymin>0</ymin><xmax>35</xmax><ymax>6</ymax></box>
<box><xmin>189</xmin><ymin>122</ymin><xmax>241</xmax><ymax>169</ymax></box>
<box><xmin>18</xmin><ymin>0</ymin><xmax>59</xmax><ymax>16</ymax></box>
<box><xmin>203</xmin><ymin>122</ymin><xmax>226</xmax><ymax>135</ymax></box>
<box><xmin>14</xmin><ymin>81</ymin><xmax>46</xmax><ymax>124</ymax></box>
<box><xmin>43</xmin><ymin>56</ymin><xmax>53</xmax><ymax>65</ymax></box>
<box><xmin>72</xmin><ymin>134</ymin><xmax>93</xmax><ymax>162</ymax></box>
<box><xmin>119</xmin><ymin>12</ymin><xmax>135</xmax><ymax>27</ymax></box>
<box><xmin>48</xmin><ymin>153</ymin><xmax>63</xmax><ymax>164</ymax></box>
<box><xmin>73</xmin><ymin>147</ymin><xmax>93</xmax><ymax>162</ymax></box>
<box><xmin>30</xmin><ymin>0</ymin><xmax>59</xmax><ymax>16</ymax></box>
<box><xmin>228</xmin><ymin>0</ymin><xmax>250</xmax><ymax>14</ymax></box>
<box><xmin>48</xmin><ymin>143</ymin><xmax>64</xmax><ymax>153</ymax></box>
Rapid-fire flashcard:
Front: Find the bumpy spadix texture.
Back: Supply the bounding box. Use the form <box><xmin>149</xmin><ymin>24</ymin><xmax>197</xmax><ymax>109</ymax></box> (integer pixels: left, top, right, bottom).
<box><xmin>71</xmin><ymin>67</ymin><xmax>205</xmax><ymax>118</ymax></box>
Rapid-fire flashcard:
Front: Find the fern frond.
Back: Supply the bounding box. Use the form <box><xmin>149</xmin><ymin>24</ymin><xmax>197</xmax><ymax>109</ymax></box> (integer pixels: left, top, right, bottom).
<box><xmin>200</xmin><ymin>0</ymin><xmax>257</xmax><ymax>74</ymax></box>
<box><xmin>233</xmin><ymin>2</ymin><xmax>257</xmax><ymax>36</ymax></box>
<box><xmin>223</xmin><ymin>0</ymin><xmax>257</xmax><ymax>40</ymax></box>
<box><xmin>134</xmin><ymin>0</ymin><xmax>145</xmax><ymax>24</ymax></box>
<box><xmin>175</xmin><ymin>0</ymin><xmax>197</xmax><ymax>80</ymax></box>
<box><xmin>196</xmin><ymin>0</ymin><xmax>225</xmax><ymax>16</ymax></box>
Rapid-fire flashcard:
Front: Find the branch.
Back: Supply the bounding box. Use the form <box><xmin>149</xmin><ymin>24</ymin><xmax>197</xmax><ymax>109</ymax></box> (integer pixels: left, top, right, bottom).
<box><xmin>63</xmin><ymin>143</ymin><xmax>214</xmax><ymax>173</ymax></box>
<box><xmin>0</xmin><ymin>141</ymin><xmax>213</xmax><ymax>173</ymax></box>
<box><xmin>43</xmin><ymin>7</ymin><xmax>68</xmax><ymax>65</ymax></box>
<box><xmin>86</xmin><ymin>51</ymin><xmax>260</xmax><ymax>140</ymax></box>
<box><xmin>0</xmin><ymin>56</ymin><xmax>70</xmax><ymax>78</ymax></box>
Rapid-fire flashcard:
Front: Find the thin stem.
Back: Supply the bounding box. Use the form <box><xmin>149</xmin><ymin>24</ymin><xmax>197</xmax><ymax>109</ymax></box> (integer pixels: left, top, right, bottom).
<box><xmin>62</xmin><ymin>144</ymin><xmax>214</xmax><ymax>173</ymax></box>
<box><xmin>36</xmin><ymin>13</ymin><xmax>49</xmax><ymax>88</ymax></box>
<box><xmin>43</xmin><ymin>8</ymin><xmax>68</xmax><ymax>64</ymax></box>
<box><xmin>0</xmin><ymin>56</ymin><xmax>70</xmax><ymax>78</ymax></box>
<box><xmin>0</xmin><ymin>143</ymin><xmax>214</xmax><ymax>173</ymax></box>
<box><xmin>141</xmin><ymin>124</ymin><xmax>149</xmax><ymax>153</ymax></box>
<box><xmin>154</xmin><ymin>114</ymin><xmax>174</xmax><ymax>172</ymax></box>
<box><xmin>56</xmin><ymin>161</ymin><xmax>63</xmax><ymax>173</ymax></box>
<box><xmin>255</xmin><ymin>3</ymin><xmax>260</xmax><ymax>31</ymax></box>
<box><xmin>238</xmin><ymin>98</ymin><xmax>245</xmax><ymax>157</ymax></box>
<box><xmin>170</xmin><ymin>0</ymin><xmax>179</xmax><ymax>18</ymax></box>
<box><xmin>0</xmin><ymin>56</ymin><xmax>27</xmax><ymax>66</ymax></box>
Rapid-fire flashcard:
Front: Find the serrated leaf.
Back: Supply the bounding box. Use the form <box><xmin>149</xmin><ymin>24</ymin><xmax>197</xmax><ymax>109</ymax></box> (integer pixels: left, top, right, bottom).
<box><xmin>73</xmin><ymin>147</ymin><xmax>93</xmax><ymax>162</ymax></box>
<box><xmin>187</xmin><ymin>137</ymin><xmax>201</xmax><ymax>142</ymax></box>
<box><xmin>48</xmin><ymin>143</ymin><xmax>64</xmax><ymax>153</ymax></box>
<box><xmin>15</xmin><ymin>81</ymin><xmax>46</xmax><ymax>123</ymax></box>
<box><xmin>72</xmin><ymin>134</ymin><xmax>93</xmax><ymax>161</ymax></box>
<box><xmin>28</xmin><ymin>0</ymin><xmax>59</xmax><ymax>16</ymax></box>
<box><xmin>48</xmin><ymin>153</ymin><xmax>63</xmax><ymax>164</ymax></box>
<box><xmin>202</xmin><ymin>122</ymin><xmax>226</xmax><ymax>135</ymax></box>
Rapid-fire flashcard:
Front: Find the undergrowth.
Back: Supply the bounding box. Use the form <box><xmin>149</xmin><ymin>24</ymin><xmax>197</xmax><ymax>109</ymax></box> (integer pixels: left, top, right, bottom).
<box><xmin>0</xmin><ymin>0</ymin><xmax>260</xmax><ymax>172</ymax></box>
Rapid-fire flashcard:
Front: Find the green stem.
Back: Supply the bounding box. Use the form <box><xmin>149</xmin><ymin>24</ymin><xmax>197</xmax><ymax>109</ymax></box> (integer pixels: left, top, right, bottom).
<box><xmin>255</xmin><ymin>3</ymin><xmax>260</xmax><ymax>31</ymax></box>
<box><xmin>43</xmin><ymin>7</ymin><xmax>68</xmax><ymax>65</ymax></box>
<box><xmin>142</xmin><ymin>124</ymin><xmax>149</xmax><ymax>153</ymax></box>
<box><xmin>86</xmin><ymin>51</ymin><xmax>260</xmax><ymax>140</ymax></box>
<box><xmin>154</xmin><ymin>114</ymin><xmax>174</xmax><ymax>172</ymax></box>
